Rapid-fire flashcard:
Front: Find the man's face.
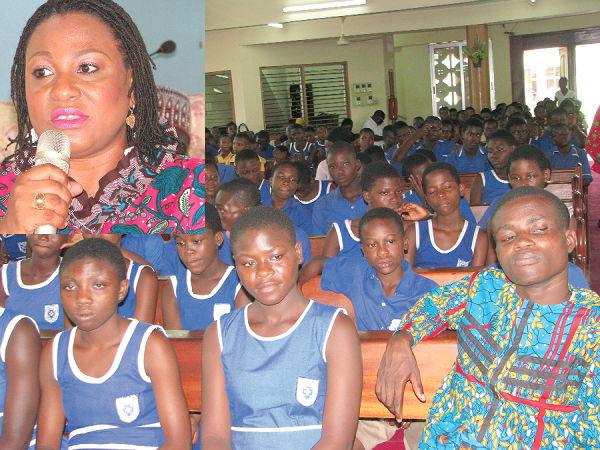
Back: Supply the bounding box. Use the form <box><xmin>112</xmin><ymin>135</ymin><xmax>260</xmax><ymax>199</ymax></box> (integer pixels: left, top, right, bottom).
<box><xmin>359</xmin><ymin>132</ymin><xmax>375</xmax><ymax>151</ymax></box>
<box><xmin>481</xmin><ymin>111</ymin><xmax>491</xmax><ymax>121</ymax></box>
<box><xmin>396</xmin><ymin>127</ymin><xmax>412</xmax><ymax>146</ymax></box>
<box><xmin>374</xmin><ymin>115</ymin><xmax>384</xmax><ymax>125</ymax></box>
<box><xmin>439</xmin><ymin>108</ymin><xmax>450</xmax><ymax>120</ymax></box>
<box><xmin>236</xmin><ymin>159</ymin><xmax>262</xmax><ymax>185</ymax></box>
<box><xmin>441</xmin><ymin>124</ymin><xmax>453</xmax><ymax>142</ymax></box>
<box><xmin>317</xmin><ymin>127</ymin><xmax>328</xmax><ymax>141</ymax></box>
<box><xmin>462</xmin><ymin>126</ymin><xmax>483</xmax><ymax>152</ymax></box>
<box><xmin>552</xmin><ymin>126</ymin><xmax>572</xmax><ymax>148</ymax></box>
<box><xmin>383</xmin><ymin>131</ymin><xmax>397</xmax><ymax>148</ymax></box>
<box><xmin>510</xmin><ymin>124</ymin><xmax>530</xmax><ymax>146</ymax></box>
<box><xmin>483</xmin><ymin>121</ymin><xmax>498</xmax><ymax>140</ymax></box>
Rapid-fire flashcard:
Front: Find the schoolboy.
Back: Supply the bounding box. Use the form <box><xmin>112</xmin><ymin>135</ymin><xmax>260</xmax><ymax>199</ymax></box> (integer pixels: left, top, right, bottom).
<box><xmin>234</xmin><ymin>149</ymin><xmax>270</xmax><ymax>204</ymax></box>
<box><xmin>402</xmin><ymin>152</ymin><xmax>477</xmax><ymax>224</ymax></box>
<box><xmin>263</xmin><ymin>161</ymin><xmax>313</xmax><ymax>236</ymax></box>
<box><xmin>364</xmin><ymin>145</ymin><xmax>387</xmax><ymax>162</ymax></box>
<box><xmin>318</xmin><ymin>207</ymin><xmax>438</xmax><ymax>331</ymax></box>
<box><xmin>382</xmin><ymin>125</ymin><xmax>397</xmax><ymax>155</ymax></box>
<box><xmin>441</xmin><ymin>119</ymin><xmax>454</xmax><ymax>142</ymax></box>
<box><xmin>233</xmin><ymin>133</ymin><xmax>267</xmax><ymax>172</ymax></box>
<box><xmin>405</xmin><ymin>162</ymin><xmax>488</xmax><ymax>268</ymax></box>
<box><xmin>255</xmin><ymin>130</ymin><xmax>274</xmax><ymax>159</ymax></box>
<box><xmin>201</xmin><ymin>207</ymin><xmax>362</xmax><ymax>449</ymax></box>
<box><xmin>506</xmin><ymin>116</ymin><xmax>532</xmax><ymax>146</ymax></box>
<box><xmin>358</xmin><ymin>128</ymin><xmax>376</xmax><ymax>152</ymax></box>
<box><xmin>226</xmin><ymin>121</ymin><xmax>237</xmax><ymax>140</ymax></box>
<box><xmin>534</xmin><ymin>107</ymin><xmax>586</xmax><ymax>150</ymax></box>
<box><xmin>316</xmin><ymin>125</ymin><xmax>328</xmax><ymax>149</ymax></box>
<box><xmin>315</xmin><ymin>126</ymin><xmax>355</xmax><ymax>182</ymax></box>
<box><xmin>376</xmin><ymin>186</ymin><xmax>600</xmax><ymax>449</ymax></box>
<box><xmin>160</xmin><ymin>204</ymin><xmax>247</xmax><ymax>330</ymax></box>
<box><xmin>294</xmin><ymin>161</ymin><xmax>332</xmax><ymax>211</ymax></box>
<box><xmin>544</xmin><ymin>123</ymin><xmax>592</xmax><ymax>184</ymax></box>
<box><xmin>289</xmin><ymin>123</ymin><xmax>317</xmax><ymax>168</ymax></box>
<box><xmin>392</xmin><ymin>116</ymin><xmax>454</xmax><ymax>166</ymax></box>
<box><xmin>386</xmin><ymin>120</ymin><xmax>412</xmax><ymax>172</ymax></box>
<box><xmin>482</xmin><ymin>118</ymin><xmax>498</xmax><ymax>145</ymax></box>
<box><xmin>312</xmin><ymin>141</ymin><xmax>368</xmax><ymax>235</ymax></box>
<box><xmin>446</xmin><ymin>118</ymin><xmax>491</xmax><ymax>173</ymax></box>
<box><xmin>216</xmin><ymin>134</ymin><xmax>235</xmax><ymax>165</ymax></box>
<box><xmin>469</xmin><ymin>130</ymin><xmax>516</xmax><ymax>205</ymax></box>
<box><xmin>214</xmin><ymin>178</ymin><xmax>311</xmax><ymax>266</ymax></box>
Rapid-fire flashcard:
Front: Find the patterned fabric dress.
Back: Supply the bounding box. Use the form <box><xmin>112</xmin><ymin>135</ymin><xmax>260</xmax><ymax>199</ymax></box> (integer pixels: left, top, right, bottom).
<box><xmin>396</xmin><ymin>267</ymin><xmax>600</xmax><ymax>450</ymax></box>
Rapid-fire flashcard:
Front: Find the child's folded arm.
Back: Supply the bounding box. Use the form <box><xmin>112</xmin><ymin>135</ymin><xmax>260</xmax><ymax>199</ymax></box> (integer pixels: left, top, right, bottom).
<box><xmin>132</xmin><ymin>266</ymin><xmax>158</xmax><ymax>324</ymax></box>
<box><xmin>297</xmin><ymin>256</ymin><xmax>329</xmax><ymax>288</ymax></box>
<box><xmin>160</xmin><ymin>278</ymin><xmax>183</xmax><ymax>330</ymax></box>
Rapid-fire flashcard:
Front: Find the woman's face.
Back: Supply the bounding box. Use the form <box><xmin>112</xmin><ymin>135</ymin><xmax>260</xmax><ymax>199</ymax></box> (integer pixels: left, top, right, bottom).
<box><xmin>25</xmin><ymin>12</ymin><xmax>133</xmax><ymax>159</ymax></box>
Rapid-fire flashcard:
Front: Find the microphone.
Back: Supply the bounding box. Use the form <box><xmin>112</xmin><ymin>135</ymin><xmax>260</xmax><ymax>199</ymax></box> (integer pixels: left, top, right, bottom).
<box><xmin>149</xmin><ymin>40</ymin><xmax>176</xmax><ymax>57</ymax></box>
<box><xmin>34</xmin><ymin>130</ymin><xmax>71</xmax><ymax>234</ymax></box>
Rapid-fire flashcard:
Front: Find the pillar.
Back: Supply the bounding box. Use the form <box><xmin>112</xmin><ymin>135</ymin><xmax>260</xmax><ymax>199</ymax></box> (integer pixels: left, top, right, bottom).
<box><xmin>466</xmin><ymin>24</ymin><xmax>491</xmax><ymax>111</ymax></box>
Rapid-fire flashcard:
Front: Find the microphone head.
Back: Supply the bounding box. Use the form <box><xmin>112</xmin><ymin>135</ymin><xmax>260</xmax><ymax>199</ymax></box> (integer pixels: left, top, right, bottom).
<box><xmin>160</xmin><ymin>40</ymin><xmax>176</xmax><ymax>54</ymax></box>
<box><xmin>35</xmin><ymin>130</ymin><xmax>71</xmax><ymax>175</ymax></box>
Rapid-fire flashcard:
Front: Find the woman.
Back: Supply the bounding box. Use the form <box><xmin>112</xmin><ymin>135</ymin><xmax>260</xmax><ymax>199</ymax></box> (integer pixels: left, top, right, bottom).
<box><xmin>1</xmin><ymin>0</ymin><xmax>204</xmax><ymax>233</ymax></box>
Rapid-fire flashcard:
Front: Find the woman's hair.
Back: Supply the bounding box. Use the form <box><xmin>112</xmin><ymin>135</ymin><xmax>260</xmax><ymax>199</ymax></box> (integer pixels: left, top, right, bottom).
<box><xmin>60</xmin><ymin>237</ymin><xmax>127</xmax><ymax>281</ymax></box>
<box><xmin>10</xmin><ymin>0</ymin><xmax>171</xmax><ymax>169</ymax></box>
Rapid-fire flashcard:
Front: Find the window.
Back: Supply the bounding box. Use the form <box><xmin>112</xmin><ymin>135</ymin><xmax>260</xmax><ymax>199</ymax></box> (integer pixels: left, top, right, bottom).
<box><xmin>260</xmin><ymin>63</ymin><xmax>349</xmax><ymax>136</ymax></box>
<box><xmin>205</xmin><ymin>71</ymin><xmax>235</xmax><ymax>129</ymax></box>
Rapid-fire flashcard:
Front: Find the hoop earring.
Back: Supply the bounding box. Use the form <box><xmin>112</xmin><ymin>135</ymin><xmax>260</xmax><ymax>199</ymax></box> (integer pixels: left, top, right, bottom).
<box><xmin>126</xmin><ymin>107</ymin><xmax>136</xmax><ymax>129</ymax></box>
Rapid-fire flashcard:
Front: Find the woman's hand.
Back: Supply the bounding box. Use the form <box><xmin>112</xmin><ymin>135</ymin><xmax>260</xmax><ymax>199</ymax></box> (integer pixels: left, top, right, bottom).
<box><xmin>0</xmin><ymin>165</ymin><xmax>83</xmax><ymax>233</ymax></box>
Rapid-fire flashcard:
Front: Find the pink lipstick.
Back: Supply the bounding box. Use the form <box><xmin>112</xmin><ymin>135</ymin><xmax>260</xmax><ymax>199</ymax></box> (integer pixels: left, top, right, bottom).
<box><xmin>51</xmin><ymin>108</ymin><xmax>88</xmax><ymax>129</ymax></box>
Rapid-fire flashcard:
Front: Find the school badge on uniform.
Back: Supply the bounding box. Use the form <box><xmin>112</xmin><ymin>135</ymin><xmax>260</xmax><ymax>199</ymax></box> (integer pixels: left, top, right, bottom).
<box><xmin>296</xmin><ymin>377</ymin><xmax>319</xmax><ymax>407</ymax></box>
<box><xmin>44</xmin><ymin>304</ymin><xmax>59</xmax><ymax>323</ymax></box>
<box><xmin>116</xmin><ymin>395</ymin><xmax>140</xmax><ymax>423</ymax></box>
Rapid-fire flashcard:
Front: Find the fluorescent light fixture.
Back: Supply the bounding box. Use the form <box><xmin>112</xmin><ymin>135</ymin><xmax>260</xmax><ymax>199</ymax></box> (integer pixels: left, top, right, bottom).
<box><xmin>268</xmin><ymin>23</ymin><xmax>284</xmax><ymax>28</ymax></box>
<box><xmin>213</xmin><ymin>88</ymin><xmax>223</xmax><ymax>93</ymax></box>
<box><xmin>283</xmin><ymin>0</ymin><xmax>366</xmax><ymax>13</ymax></box>
<box><xmin>215</xmin><ymin>74</ymin><xmax>229</xmax><ymax>79</ymax></box>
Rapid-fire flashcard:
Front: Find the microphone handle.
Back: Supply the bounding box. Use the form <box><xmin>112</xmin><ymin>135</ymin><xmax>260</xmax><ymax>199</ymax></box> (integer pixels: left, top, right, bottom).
<box><xmin>35</xmin><ymin>224</ymin><xmax>58</xmax><ymax>234</ymax></box>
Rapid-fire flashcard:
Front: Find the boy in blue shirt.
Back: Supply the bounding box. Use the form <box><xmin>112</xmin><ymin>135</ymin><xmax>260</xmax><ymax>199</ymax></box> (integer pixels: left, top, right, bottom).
<box><xmin>446</xmin><ymin>118</ymin><xmax>491</xmax><ymax>174</ymax></box>
<box><xmin>544</xmin><ymin>123</ymin><xmax>592</xmax><ymax>184</ymax></box>
<box><xmin>312</xmin><ymin>141</ymin><xmax>368</xmax><ymax>235</ymax></box>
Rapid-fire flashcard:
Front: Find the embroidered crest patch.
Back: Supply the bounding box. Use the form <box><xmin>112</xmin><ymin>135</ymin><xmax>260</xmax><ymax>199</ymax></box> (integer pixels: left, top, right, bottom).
<box><xmin>116</xmin><ymin>395</ymin><xmax>140</xmax><ymax>423</ymax></box>
<box><xmin>296</xmin><ymin>377</ymin><xmax>319</xmax><ymax>407</ymax></box>
<box><xmin>44</xmin><ymin>304</ymin><xmax>60</xmax><ymax>323</ymax></box>
<box><xmin>213</xmin><ymin>303</ymin><xmax>231</xmax><ymax>321</ymax></box>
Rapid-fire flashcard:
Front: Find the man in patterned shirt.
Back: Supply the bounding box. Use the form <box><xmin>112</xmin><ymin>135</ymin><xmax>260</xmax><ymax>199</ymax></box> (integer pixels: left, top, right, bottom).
<box><xmin>376</xmin><ymin>186</ymin><xmax>600</xmax><ymax>449</ymax></box>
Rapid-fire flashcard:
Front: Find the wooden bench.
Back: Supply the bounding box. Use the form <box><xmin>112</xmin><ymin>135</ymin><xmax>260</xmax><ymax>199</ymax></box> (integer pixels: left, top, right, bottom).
<box><xmin>39</xmin><ymin>328</ymin><xmax>457</xmax><ymax>420</ymax></box>
<box><xmin>310</xmin><ymin>235</ymin><xmax>326</xmax><ymax>258</ymax></box>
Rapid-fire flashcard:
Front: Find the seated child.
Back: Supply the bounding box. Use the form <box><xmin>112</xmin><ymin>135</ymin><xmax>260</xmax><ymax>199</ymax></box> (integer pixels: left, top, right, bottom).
<box><xmin>161</xmin><ymin>204</ymin><xmax>248</xmax><ymax>330</ymax></box>
<box><xmin>234</xmin><ymin>149</ymin><xmax>270</xmax><ymax>205</ymax></box>
<box><xmin>402</xmin><ymin>151</ymin><xmax>477</xmax><ymax>223</ymax></box>
<box><xmin>82</xmin><ymin>234</ymin><xmax>158</xmax><ymax>324</ymax></box>
<box><xmin>293</xmin><ymin>161</ymin><xmax>332</xmax><ymax>211</ymax></box>
<box><xmin>215</xmin><ymin>178</ymin><xmax>312</xmax><ymax>266</ymax></box>
<box><xmin>203</xmin><ymin>157</ymin><xmax>220</xmax><ymax>205</ymax></box>
<box><xmin>320</xmin><ymin>207</ymin><xmax>438</xmax><ymax>331</ymax></box>
<box><xmin>545</xmin><ymin>123</ymin><xmax>593</xmax><ymax>184</ymax></box>
<box><xmin>232</xmin><ymin>134</ymin><xmax>267</xmax><ymax>175</ymax></box>
<box><xmin>446</xmin><ymin>118</ymin><xmax>491</xmax><ymax>174</ymax></box>
<box><xmin>263</xmin><ymin>161</ymin><xmax>313</xmax><ymax>236</ymax></box>
<box><xmin>216</xmin><ymin>134</ymin><xmax>235</xmax><ymax>165</ymax></box>
<box><xmin>37</xmin><ymin>238</ymin><xmax>192</xmax><ymax>449</ymax></box>
<box><xmin>289</xmin><ymin>123</ymin><xmax>318</xmax><ymax>168</ymax></box>
<box><xmin>469</xmin><ymin>130</ymin><xmax>516</xmax><ymax>205</ymax></box>
<box><xmin>201</xmin><ymin>207</ymin><xmax>362</xmax><ymax>449</ymax></box>
<box><xmin>0</xmin><ymin>234</ymin><xmax>69</xmax><ymax>329</ymax></box>
<box><xmin>406</xmin><ymin>162</ymin><xmax>488</xmax><ymax>268</ymax></box>
<box><xmin>273</xmin><ymin>144</ymin><xmax>290</xmax><ymax>163</ymax></box>
<box><xmin>376</xmin><ymin>186</ymin><xmax>600</xmax><ymax>449</ymax></box>
<box><xmin>255</xmin><ymin>130</ymin><xmax>274</xmax><ymax>159</ymax></box>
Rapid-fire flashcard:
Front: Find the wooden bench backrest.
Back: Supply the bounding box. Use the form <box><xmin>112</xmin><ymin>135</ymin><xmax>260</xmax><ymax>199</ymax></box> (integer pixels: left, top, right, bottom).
<box><xmin>301</xmin><ymin>276</ymin><xmax>356</xmax><ymax>324</ymax></box>
<box><xmin>310</xmin><ymin>236</ymin><xmax>326</xmax><ymax>257</ymax></box>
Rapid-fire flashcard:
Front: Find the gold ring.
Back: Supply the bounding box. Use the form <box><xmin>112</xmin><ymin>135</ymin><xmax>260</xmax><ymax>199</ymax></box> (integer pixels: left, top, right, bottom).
<box><xmin>34</xmin><ymin>192</ymin><xmax>46</xmax><ymax>210</ymax></box>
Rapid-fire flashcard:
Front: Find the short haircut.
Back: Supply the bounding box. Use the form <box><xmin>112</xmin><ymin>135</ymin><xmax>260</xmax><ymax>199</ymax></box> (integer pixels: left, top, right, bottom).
<box><xmin>507</xmin><ymin>145</ymin><xmax>551</xmax><ymax>174</ymax></box>
<box><xmin>449</xmin><ymin>108</ymin><xmax>457</xmax><ymax>113</ymax></box>
<box><xmin>392</xmin><ymin>121</ymin><xmax>409</xmax><ymax>131</ymax></box>
<box><xmin>480</xmin><ymin>108</ymin><xmax>492</xmax><ymax>115</ymax></box>
<box><xmin>506</xmin><ymin>117</ymin><xmax>527</xmax><ymax>130</ymax></box>
<box><xmin>363</xmin><ymin>145</ymin><xmax>387</xmax><ymax>162</ymax></box>
<box><xmin>460</xmin><ymin>117</ymin><xmax>484</xmax><ymax>134</ymax></box>
<box><xmin>439</xmin><ymin>106</ymin><xmax>449</xmax><ymax>112</ymax></box>
<box><xmin>234</xmin><ymin>133</ymin><xmax>252</xmax><ymax>144</ymax></box>
<box><xmin>465</xmin><ymin>106</ymin><xmax>475</xmax><ymax>112</ymax></box>
<box><xmin>272</xmin><ymin>160</ymin><xmax>298</xmax><ymax>178</ymax></box>
<box><xmin>488</xmin><ymin>129</ymin><xmax>517</xmax><ymax>147</ymax></box>
<box><xmin>274</xmin><ymin>144</ymin><xmax>290</xmax><ymax>157</ymax></box>
<box><xmin>327</xmin><ymin>141</ymin><xmax>356</xmax><ymax>161</ymax></box>
<box><xmin>359</xmin><ymin>128</ymin><xmax>375</xmax><ymax>136</ymax></box>
<box><xmin>373</xmin><ymin>110</ymin><xmax>386</xmax><ymax>120</ymax></box>
<box><xmin>218</xmin><ymin>178</ymin><xmax>261</xmax><ymax>208</ymax></box>
<box><xmin>290</xmin><ymin>123</ymin><xmax>304</xmax><ymax>132</ymax></box>
<box><xmin>61</xmin><ymin>238</ymin><xmax>126</xmax><ymax>281</ymax></box>
<box><xmin>402</xmin><ymin>152</ymin><xmax>433</xmax><ymax>181</ymax></box>
<box><xmin>255</xmin><ymin>130</ymin><xmax>270</xmax><ymax>140</ymax></box>
<box><xmin>490</xmin><ymin>186</ymin><xmax>570</xmax><ymax>236</ymax></box>
<box><xmin>293</xmin><ymin>161</ymin><xmax>312</xmax><ymax>185</ymax></box>
<box><xmin>560</xmin><ymin>98</ymin><xmax>575</xmax><ymax>110</ymax></box>
<box><xmin>341</xmin><ymin>118</ymin><xmax>354</xmax><ymax>127</ymax></box>
<box><xmin>361</xmin><ymin>161</ymin><xmax>400</xmax><ymax>192</ymax></box>
<box><xmin>356</xmin><ymin>152</ymin><xmax>373</xmax><ymax>167</ymax></box>
<box><xmin>235</xmin><ymin>149</ymin><xmax>260</xmax><ymax>164</ymax></box>
<box><xmin>226</xmin><ymin>121</ymin><xmax>237</xmax><ymax>129</ymax></box>
<box><xmin>305</xmin><ymin>126</ymin><xmax>315</xmax><ymax>133</ymax></box>
<box><xmin>413</xmin><ymin>148</ymin><xmax>437</xmax><ymax>163</ymax></box>
<box><xmin>230</xmin><ymin>206</ymin><xmax>296</xmax><ymax>253</ymax></box>
<box><xmin>484</xmin><ymin>118</ymin><xmax>498</xmax><ymax>127</ymax></box>
<box><xmin>205</xmin><ymin>203</ymin><xmax>223</xmax><ymax>234</ymax></box>
<box><xmin>422</xmin><ymin>161</ymin><xmax>460</xmax><ymax>191</ymax></box>
<box><xmin>219</xmin><ymin>134</ymin><xmax>231</xmax><ymax>143</ymax></box>
<box><xmin>204</xmin><ymin>155</ymin><xmax>218</xmax><ymax>171</ymax></box>
<box><xmin>326</xmin><ymin>126</ymin><xmax>354</xmax><ymax>143</ymax></box>
<box><xmin>382</xmin><ymin>125</ymin><xmax>395</xmax><ymax>136</ymax></box>
<box><xmin>424</xmin><ymin>116</ymin><xmax>441</xmax><ymax>126</ymax></box>
<box><xmin>548</xmin><ymin>107</ymin><xmax>567</xmax><ymax>120</ymax></box>
<box><xmin>551</xmin><ymin>122</ymin><xmax>571</xmax><ymax>134</ymax></box>
<box><xmin>441</xmin><ymin>119</ymin><xmax>454</xmax><ymax>128</ymax></box>
<box><xmin>358</xmin><ymin>207</ymin><xmax>404</xmax><ymax>241</ymax></box>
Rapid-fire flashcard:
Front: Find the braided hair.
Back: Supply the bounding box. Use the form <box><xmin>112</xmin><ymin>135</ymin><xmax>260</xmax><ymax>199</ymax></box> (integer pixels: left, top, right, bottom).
<box><xmin>9</xmin><ymin>0</ymin><xmax>170</xmax><ymax>169</ymax></box>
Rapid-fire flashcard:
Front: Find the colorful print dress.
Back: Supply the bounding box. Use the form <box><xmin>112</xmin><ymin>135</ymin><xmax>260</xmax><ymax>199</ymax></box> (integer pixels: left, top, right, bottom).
<box><xmin>0</xmin><ymin>147</ymin><xmax>205</xmax><ymax>233</ymax></box>
<box><xmin>396</xmin><ymin>266</ymin><xmax>600</xmax><ymax>450</ymax></box>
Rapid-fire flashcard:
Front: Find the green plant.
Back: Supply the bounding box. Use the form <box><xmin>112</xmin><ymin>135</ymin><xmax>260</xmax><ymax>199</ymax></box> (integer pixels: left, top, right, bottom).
<box><xmin>464</xmin><ymin>35</ymin><xmax>488</xmax><ymax>66</ymax></box>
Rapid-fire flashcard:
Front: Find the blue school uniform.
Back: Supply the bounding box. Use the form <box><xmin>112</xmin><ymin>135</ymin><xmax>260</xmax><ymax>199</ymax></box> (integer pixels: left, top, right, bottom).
<box><xmin>218</xmin><ymin>164</ymin><xmax>237</xmax><ymax>184</ymax></box>
<box><xmin>532</xmin><ymin>134</ymin><xmax>579</xmax><ymax>153</ymax></box>
<box><xmin>262</xmin><ymin>197</ymin><xmax>313</xmax><ymax>236</ymax></box>
<box><xmin>403</xmin><ymin>191</ymin><xmax>477</xmax><ymax>224</ymax></box>
<box><xmin>410</xmin><ymin>140</ymin><xmax>456</xmax><ymax>162</ymax></box>
<box><xmin>258</xmin><ymin>179</ymin><xmax>271</xmax><ymax>205</ymax></box>
<box><xmin>446</xmin><ymin>146</ymin><xmax>491</xmax><ymax>174</ymax></box>
<box><xmin>477</xmin><ymin>195</ymin><xmax>501</xmax><ymax>228</ymax></box>
<box><xmin>121</xmin><ymin>235</ymin><xmax>165</xmax><ymax>271</ymax></box>
<box><xmin>157</xmin><ymin>239</ymin><xmax>184</xmax><ymax>276</ymax></box>
<box><xmin>385</xmin><ymin>146</ymin><xmax>404</xmax><ymax>173</ymax></box>
<box><xmin>219</xmin><ymin>300</ymin><xmax>344</xmax><ymax>449</ymax></box>
<box><xmin>294</xmin><ymin>181</ymin><xmax>332</xmax><ymax>211</ymax></box>
<box><xmin>289</xmin><ymin>142</ymin><xmax>311</xmax><ymax>159</ymax></box>
<box><xmin>479</xmin><ymin>170</ymin><xmax>510</xmax><ymax>203</ymax></box>
<box><xmin>312</xmin><ymin>188</ymin><xmax>368</xmax><ymax>235</ymax></box>
<box><xmin>0</xmin><ymin>235</ymin><xmax>27</xmax><ymax>262</ymax></box>
<box><xmin>0</xmin><ymin>309</ymin><xmax>37</xmax><ymax>449</ymax></box>
<box><xmin>54</xmin><ymin>320</ymin><xmax>164</xmax><ymax>448</ymax></box>
<box><xmin>172</xmin><ymin>265</ymin><xmax>240</xmax><ymax>330</ymax></box>
<box><xmin>332</xmin><ymin>219</ymin><xmax>361</xmax><ymax>258</ymax></box>
<box><xmin>414</xmin><ymin>219</ymin><xmax>480</xmax><ymax>268</ymax></box>
<box><xmin>259</xmin><ymin>144</ymin><xmax>275</xmax><ymax>159</ymax></box>
<box><xmin>2</xmin><ymin>260</ymin><xmax>63</xmax><ymax>330</ymax></box>
<box><xmin>544</xmin><ymin>144</ymin><xmax>593</xmax><ymax>181</ymax></box>
<box><xmin>321</xmin><ymin>258</ymin><xmax>438</xmax><ymax>331</ymax></box>
<box><xmin>117</xmin><ymin>259</ymin><xmax>152</xmax><ymax>320</ymax></box>
<box><xmin>219</xmin><ymin>227</ymin><xmax>312</xmax><ymax>266</ymax></box>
